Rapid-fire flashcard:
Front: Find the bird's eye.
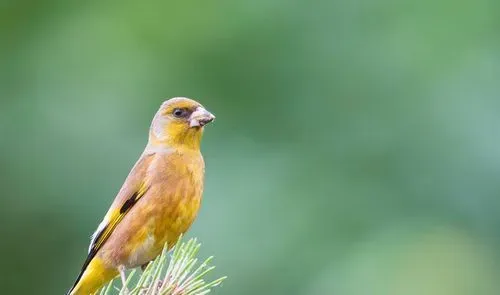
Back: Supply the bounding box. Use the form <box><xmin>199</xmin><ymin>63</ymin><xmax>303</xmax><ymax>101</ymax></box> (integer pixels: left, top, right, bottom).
<box><xmin>172</xmin><ymin>108</ymin><xmax>188</xmax><ymax>118</ymax></box>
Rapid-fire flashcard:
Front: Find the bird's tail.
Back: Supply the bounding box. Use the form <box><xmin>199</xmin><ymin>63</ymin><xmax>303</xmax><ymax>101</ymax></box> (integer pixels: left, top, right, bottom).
<box><xmin>67</xmin><ymin>257</ymin><xmax>118</xmax><ymax>295</ymax></box>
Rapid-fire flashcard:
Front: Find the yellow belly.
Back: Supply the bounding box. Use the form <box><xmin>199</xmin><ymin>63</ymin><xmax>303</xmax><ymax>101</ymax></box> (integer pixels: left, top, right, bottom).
<box><xmin>114</xmin><ymin>193</ymin><xmax>202</xmax><ymax>268</ymax></box>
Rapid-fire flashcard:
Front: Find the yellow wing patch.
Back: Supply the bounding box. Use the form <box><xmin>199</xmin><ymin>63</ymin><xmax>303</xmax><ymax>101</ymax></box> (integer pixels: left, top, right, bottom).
<box><xmin>91</xmin><ymin>183</ymin><xmax>149</xmax><ymax>252</ymax></box>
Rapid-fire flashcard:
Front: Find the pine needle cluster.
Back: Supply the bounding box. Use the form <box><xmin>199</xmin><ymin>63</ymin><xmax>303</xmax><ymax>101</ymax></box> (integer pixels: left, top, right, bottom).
<box><xmin>97</xmin><ymin>238</ymin><xmax>226</xmax><ymax>295</ymax></box>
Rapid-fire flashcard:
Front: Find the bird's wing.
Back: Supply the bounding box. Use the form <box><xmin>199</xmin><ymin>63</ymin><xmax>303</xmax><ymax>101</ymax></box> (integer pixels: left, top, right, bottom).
<box><xmin>88</xmin><ymin>182</ymin><xmax>150</xmax><ymax>254</ymax></box>
<box><xmin>70</xmin><ymin>153</ymin><xmax>154</xmax><ymax>291</ymax></box>
<box><xmin>89</xmin><ymin>153</ymin><xmax>155</xmax><ymax>254</ymax></box>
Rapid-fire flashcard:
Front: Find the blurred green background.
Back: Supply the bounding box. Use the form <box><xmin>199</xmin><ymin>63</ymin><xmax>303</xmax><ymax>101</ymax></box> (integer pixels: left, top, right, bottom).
<box><xmin>1</xmin><ymin>0</ymin><xmax>500</xmax><ymax>294</ymax></box>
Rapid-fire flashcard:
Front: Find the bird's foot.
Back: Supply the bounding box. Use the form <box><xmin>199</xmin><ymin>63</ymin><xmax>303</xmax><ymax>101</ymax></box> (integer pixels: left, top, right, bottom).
<box><xmin>118</xmin><ymin>265</ymin><xmax>129</xmax><ymax>295</ymax></box>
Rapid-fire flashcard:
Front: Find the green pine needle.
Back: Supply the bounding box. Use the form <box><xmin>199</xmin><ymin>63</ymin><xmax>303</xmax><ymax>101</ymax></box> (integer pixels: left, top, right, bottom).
<box><xmin>97</xmin><ymin>238</ymin><xmax>226</xmax><ymax>295</ymax></box>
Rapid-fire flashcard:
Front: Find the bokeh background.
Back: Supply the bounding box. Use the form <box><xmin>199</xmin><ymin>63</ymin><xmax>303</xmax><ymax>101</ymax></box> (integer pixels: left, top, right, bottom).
<box><xmin>1</xmin><ymin>0</ymin><xmax>500</xmax><ymax>294</ymax></box>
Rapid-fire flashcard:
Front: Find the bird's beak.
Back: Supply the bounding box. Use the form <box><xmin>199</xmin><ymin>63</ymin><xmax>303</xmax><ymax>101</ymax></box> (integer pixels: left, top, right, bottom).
<box><xmin>189</xmin><ymin>106</ymin><xmax>215</xmax><ymax>128</ymax></box>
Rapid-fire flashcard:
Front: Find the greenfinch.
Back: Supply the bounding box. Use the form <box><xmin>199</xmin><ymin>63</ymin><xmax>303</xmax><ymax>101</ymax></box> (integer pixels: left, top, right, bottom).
<box><xmin>67</xmin><ymin>97</ymin><xmax>215</xmax><ymax>295</ymax></box>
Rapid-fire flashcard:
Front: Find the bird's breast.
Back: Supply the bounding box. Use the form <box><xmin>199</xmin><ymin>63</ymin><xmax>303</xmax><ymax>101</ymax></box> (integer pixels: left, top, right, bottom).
<box><xmin>151</xmin><ymin>151</ymin><xmax>205</xmax><ymax>249</ymax></box>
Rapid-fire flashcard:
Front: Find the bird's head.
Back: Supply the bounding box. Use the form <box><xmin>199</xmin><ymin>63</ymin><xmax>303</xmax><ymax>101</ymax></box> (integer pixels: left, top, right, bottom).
<box><xmin>148</xmin><ymin>97</ymin><xmax>215</xmax><ymax>150</ymax></box>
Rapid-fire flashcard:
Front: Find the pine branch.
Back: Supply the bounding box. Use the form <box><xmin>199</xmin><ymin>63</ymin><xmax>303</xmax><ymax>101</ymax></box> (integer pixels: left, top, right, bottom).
<box><xmin>98</xmin><ymin>238</ymin><xmax>227</xmax><ymax>295</ymax></box>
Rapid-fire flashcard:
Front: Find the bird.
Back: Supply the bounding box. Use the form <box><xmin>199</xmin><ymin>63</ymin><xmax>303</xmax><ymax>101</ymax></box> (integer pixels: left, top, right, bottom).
<box><xmin>67</xmin><ymin>97</ymin><xmax>215</xmax><ymax>295</ymax></box>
